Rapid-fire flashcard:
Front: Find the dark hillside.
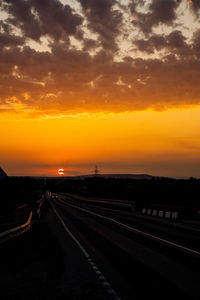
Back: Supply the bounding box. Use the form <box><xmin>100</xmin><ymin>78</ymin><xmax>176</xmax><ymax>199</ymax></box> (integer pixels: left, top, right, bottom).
<box><xmin>0</xmin><ymin>177</ymin><xmax>43</xmax><ymax>212</ymax></box>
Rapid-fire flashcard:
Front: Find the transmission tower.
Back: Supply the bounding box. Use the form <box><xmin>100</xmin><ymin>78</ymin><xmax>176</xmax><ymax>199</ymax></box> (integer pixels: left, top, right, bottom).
<box><xmin>94</xmin><ymin>165</ymin><xmax>99</xmax><ymax>177</ymax></box>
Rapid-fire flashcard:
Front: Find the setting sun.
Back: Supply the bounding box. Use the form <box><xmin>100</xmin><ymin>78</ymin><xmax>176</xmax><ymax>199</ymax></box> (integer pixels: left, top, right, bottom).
<box><xmin>58</xmin><ymin>169</ymin><xmax>65</xmax><ymax>175</ymax></box>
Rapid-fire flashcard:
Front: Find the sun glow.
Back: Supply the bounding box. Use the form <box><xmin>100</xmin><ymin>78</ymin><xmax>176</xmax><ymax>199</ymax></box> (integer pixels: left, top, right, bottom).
<box><xmin>58</xmin><ymin>168</ymin><xmax>65</xmax><ymax>175</ymax></box>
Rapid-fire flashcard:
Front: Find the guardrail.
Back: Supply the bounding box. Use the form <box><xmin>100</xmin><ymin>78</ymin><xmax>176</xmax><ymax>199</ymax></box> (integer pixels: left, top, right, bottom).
<box><xmin>0</xmin><ymin>211</ymin><xmax>32</xmax><ymax>244</ymax></box>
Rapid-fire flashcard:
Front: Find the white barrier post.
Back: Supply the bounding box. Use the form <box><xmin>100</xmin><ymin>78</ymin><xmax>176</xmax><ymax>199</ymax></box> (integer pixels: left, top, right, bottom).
<box><xmin>142</xmin><ymin>208</ymin><xmax>146</xmax><ymax>214</ymax></box>
<box><xmin>147</xmin><ymin>209</ymin><xmax>152</xmax><ymax>215</ymax></box>
<box><xmin>165</xmin><ymin>211</ymin><xmax>171</xmax><ymax>219</ymax></box>
<box><xmin>152</xmin><ymin>210</ymin><xmax>157</xmax><ymax>216</ymax></box>
<box><xmin>172</xmin><ymin>212</ymin><xmax>178</xmax><ymax>220</ymax></box>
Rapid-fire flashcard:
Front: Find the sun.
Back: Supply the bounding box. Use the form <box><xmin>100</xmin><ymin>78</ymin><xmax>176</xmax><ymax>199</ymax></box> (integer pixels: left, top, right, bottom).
<box><xmin>58</xmin><ymin>168</ymin><xmax>64</xmax><ymax>175</ymax></box>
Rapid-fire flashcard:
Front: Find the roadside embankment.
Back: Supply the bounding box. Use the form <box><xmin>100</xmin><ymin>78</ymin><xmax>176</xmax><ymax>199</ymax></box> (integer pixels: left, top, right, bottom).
<box><xmin>0</xmin><ymin>212</ymin><xmax>64</xmax><ymax>300</ymax></box>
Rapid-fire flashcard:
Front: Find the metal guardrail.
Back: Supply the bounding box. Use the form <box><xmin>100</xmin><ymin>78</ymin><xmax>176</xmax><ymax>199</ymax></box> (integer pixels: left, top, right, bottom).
<box><xmin>0</xmin><ymin>193</ymin><xmax>47</xmax><ymax>244</ymax></box>
<box><xmin>0</xmin><ymin>211</ymin><xmax>32</xmax><ymax>244</ymax></box>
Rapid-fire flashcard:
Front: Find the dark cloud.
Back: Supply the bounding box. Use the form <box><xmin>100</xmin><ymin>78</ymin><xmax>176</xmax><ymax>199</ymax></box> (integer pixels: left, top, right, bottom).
<box><xmin>0</xmin><ymin>32</ymin><xmax>25</xmax><ymax>48</ymax></box>
<box><xmin>192</xmin><ymin>29</ymin><xmax>200</xmax><ymax>57</ymax></box>
<box><xmin>83</xmin><ymin>38</ymin><xmax>100</xmax><ymax>51</ymax></box>
<box><xmin>149</xmin><ymin>0</ymin><xmax>180</xmax><ymax>25</ymax></box>
<box><xmin>135</xmin><ymin>34</ymin><xmax>166</xmax><ymax>53</ymax></box>
<box><xmin>2</xmin><ymin>0</ymin><xmax>83</xmax><ymax>41</ymax></box>
<box><xmin>131</xmin><ymin>0</ymin><xmax>181</xmax><ymax>35</ymax></box>
<box><xmin>3</xmin><ymin>0</ymin><xmax>42</xmax><ymax>40</ymax></box>
<box><xmin>0</xmin><ymin>21</ymin><xmax>25</xmax><ymax>48</ymax></box>
<box><xmin>167</xmin><ymin>30</ymin><xmax>187</xmax><ymax>48</ymax></box>
<box><xmin>190</xmin><ymin>0</ymin><xmax>200</xmax><ymax>15</ymax></box>
<box><xmin>0</xmin><ymin>20</ymin><xmax>11</xmax><ymax>34</ymax></box>
<box><xmin>0</xmin><ymin>0</ymin><xmax>200</xmax><ymax>115</ymax></box>
<box><xmin>135</xmin><ymin>30</ymin><xmax>189</xmax><ymax>56</ymax></box>
<box><xmin>1</xmin><ymin>39</ymin><xmax>200</xmax><ymax>115</ymax></box>
<box><xmin>78</xmin><ymin>0</ymin><xmax>122</xmax><ymax>52</ymax></box>
<box><xmin>30</xmin><ymin>0</ymin><xmax>83</xmax><ymax>39</ymax></box>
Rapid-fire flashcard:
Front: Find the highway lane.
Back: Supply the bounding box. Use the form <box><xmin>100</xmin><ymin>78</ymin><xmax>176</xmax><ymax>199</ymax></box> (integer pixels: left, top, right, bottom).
<box><xmin>56</xmin><ymin>193</ymin><xmax>200</xmax><ymax>254</ymax></box>
<box><xmin>51</xmin><ymin>194</ymin><xmax>200</xmax><ymax>300</ymax></box>
<box><xmin>57</xmin><ymin>192</ymin><xmax>133</xmax><ymax>211</ymax></box>
<box><xmin>57</xmin><ymin>198</ymin><xmax>200</xmax><ymax>257</ymax></box>
<box><xmin>58</xmin><ymin>192</ymin><xmax>132</xmax><ymax>205</ymax></box>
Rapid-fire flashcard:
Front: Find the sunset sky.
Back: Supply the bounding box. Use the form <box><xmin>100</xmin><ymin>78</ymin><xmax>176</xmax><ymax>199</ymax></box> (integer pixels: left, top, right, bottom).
<box><xmin>0</xmin><ymin>0</ymin><xmax>200</xmax><ymax>177</ymax></box>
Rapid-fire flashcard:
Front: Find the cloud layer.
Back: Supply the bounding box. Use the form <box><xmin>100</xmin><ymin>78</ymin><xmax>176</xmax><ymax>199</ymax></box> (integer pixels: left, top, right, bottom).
<box><xmin>0</xmin><ymin>0</ymin><xmax>200</xmax><ymax>116</ymax></box>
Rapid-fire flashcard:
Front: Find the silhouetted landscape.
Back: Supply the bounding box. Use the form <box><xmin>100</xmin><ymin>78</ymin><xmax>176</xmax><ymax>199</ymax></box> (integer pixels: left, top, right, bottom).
<box><xmin>0</xmin><ymin>169</ymin><xmax>200</xmax><ymax>299</ymax></box>
<box><xmin>39</xmin><ymin>174</ymin><xmax>200</xmax><ymax>221</ymax></box>
<box><xmin>2</xmin><ymin>173</ymin><xmax>200</xmax><ymax>218</ymax></box>
<box><xmin>1</xmin><ymin>0</ymin><xmax>200</xmax><ymax>298</ymax></box>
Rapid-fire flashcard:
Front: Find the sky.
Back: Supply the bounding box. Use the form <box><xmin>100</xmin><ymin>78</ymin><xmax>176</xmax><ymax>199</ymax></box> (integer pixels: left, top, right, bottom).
<box><xmin>0</xmin><ymin>0</ymin><xmax>200</xmax><ymax>177</ymax></box>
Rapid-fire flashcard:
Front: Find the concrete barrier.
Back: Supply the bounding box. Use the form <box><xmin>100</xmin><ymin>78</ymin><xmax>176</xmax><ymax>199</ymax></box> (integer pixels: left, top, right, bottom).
<box><xmin>152</xmin><ymin>209</ymin><xmax>157</xmax><ymax>217</ymax></box>
<box><xmin>171</xmin><ymin>212</ymin><xmax>178</xmax><ymax>220</ymax></box>
<box><xmin>142</xmin><ymin>208</ymin><xmax>146</xmax><ymax>214</ymax></box>
<box><xmin>147</xmin><ymin>209</ymin><xmax>152</xmax><ymax>215</ymax></box>
<box><xmin>165</xmin><ymin>211</ymin><xmax>171</xmax><ymax>219</ymax></box>
<box><xmin>141</xmin><ymin>208</ymin><xmax>179</xmax><ymax>221</ymax></box>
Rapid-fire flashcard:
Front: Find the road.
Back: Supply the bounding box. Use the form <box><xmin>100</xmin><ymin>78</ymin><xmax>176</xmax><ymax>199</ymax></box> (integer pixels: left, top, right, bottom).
<box><xmin>50</xmin><ymin>193</ymin><xmax>200</xmax><ymax>300</ymax></box>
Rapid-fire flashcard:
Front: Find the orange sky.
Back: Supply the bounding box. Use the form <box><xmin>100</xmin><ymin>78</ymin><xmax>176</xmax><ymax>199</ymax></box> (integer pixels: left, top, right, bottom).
<box><xmin>0</xmin><ymin>0</ymin><xmax>200</xmax><ymax>177</ymax></box>
<box><xmin>1</xmin><ymin>107</ymin><xmax>200</xmax><ymax>177</ymax></box>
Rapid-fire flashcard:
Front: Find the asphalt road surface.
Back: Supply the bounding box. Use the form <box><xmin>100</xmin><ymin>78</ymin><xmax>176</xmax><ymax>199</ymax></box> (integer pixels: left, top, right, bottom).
<box><xmin>49</xmin><ymin>193</ymin><xmax>200</xmax><ymax>300</ymax></box>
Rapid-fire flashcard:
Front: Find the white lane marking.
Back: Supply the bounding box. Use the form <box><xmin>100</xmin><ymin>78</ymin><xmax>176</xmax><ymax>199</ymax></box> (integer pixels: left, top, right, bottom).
<box><xmin>103</xmin><ymin>282</ymin><xmax>111</xmax><ymax>287</ymax></box>
<box><xmin>51</xmin><ymin>202</ymin><xmax>89</xmax><ymax>258</ymax></box>
<box><xmin>108</xmin><ymin>288</ymin><xmax>117</xmax><ymax>294</ymax></box>
<box><xmin>58</xmin><ymin>198</ymin><xmax>200</xmax><ymax>256</ymax></box>
<box><xmin>50</xmin><ymin>201</ymin><xmax>121</xmax><ymax>300</ymax></box>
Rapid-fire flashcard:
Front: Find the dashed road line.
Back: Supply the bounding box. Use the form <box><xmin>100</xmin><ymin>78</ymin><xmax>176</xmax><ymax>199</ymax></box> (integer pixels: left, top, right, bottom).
<box><xmin>50</xmin><ymin>201</ymin><xmax>121</xmax><ymax>300</ymax></box>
